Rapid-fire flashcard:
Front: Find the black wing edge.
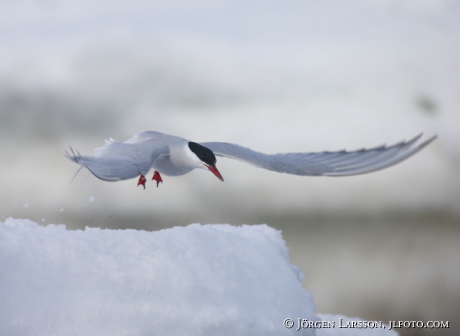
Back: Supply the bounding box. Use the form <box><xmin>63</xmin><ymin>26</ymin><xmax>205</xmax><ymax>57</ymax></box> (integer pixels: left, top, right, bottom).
<box><xmin>324</xmin><ymin>133</ymin><xmax>438</xmax><ymax>176</ymax></box>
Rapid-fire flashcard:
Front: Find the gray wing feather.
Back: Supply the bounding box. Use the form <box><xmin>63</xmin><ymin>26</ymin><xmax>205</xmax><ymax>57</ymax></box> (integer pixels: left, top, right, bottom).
<box><xmin>201</xmin><ymin>134</ymin><xmax>436</xmax><ymax>176</ymax></box>
<box><xmin>65</xmin><ymin>140</ymin><xmax>168</xmax><ymax>181</ymax></box>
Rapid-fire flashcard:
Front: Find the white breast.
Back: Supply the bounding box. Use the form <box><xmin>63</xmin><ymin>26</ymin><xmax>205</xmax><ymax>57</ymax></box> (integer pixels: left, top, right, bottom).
<box><xmin>153</xmin><ymin>142</ymin><xmax>203</xmax><ymax>176</ymax></box>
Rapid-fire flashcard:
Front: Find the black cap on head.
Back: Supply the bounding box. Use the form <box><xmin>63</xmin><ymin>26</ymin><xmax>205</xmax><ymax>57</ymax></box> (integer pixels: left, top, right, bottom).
<box><xmin>188</xmin><ymin>142</ymin><xmax>217</xmax><ymax>166</ymax></box>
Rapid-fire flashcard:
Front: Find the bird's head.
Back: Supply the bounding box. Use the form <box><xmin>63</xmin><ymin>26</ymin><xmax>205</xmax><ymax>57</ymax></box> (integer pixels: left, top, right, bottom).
<box><xmin>188</xmin><ymin>142</ymin><xmax>224</xmax><ymax>181</ymax></box>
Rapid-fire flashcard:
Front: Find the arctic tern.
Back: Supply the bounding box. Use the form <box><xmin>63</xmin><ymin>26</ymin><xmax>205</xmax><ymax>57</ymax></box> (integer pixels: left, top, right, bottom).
<box><xmin>65</xmin><ymin>131</ymin><xmax>436</xmax><ymax>189</ymax></box>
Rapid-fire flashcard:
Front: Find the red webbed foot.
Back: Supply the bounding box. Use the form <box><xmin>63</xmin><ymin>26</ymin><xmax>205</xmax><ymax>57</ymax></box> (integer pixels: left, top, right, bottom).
<box><xmin>152</xmin><ymin>171</ymin><xmax>163</xmax><ymax>187</ymax></box>
<box><xmin>137</xmin><ymin>174</ymin><xmax>147</xmax><ymax>189</ymax></box>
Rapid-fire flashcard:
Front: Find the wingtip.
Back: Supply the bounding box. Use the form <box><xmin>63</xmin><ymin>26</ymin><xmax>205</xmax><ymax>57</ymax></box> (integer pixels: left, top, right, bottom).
<box><xmin>401</xmin><ymin>133</ymin><xmax>437</xmax><ymax>149</ymax></box>
<box><xmin>426</xmin><ymin>134</ymin><xmax>438</xmax><ymax>141</ymax></box>
<box><xmin>419</xmin><ymin>134</ymin><xmax>438</xmax><ymax>147</ymax></box>
<box><xmin>404</xmin><ymin>133</ymin><xmax>423</xmax><ymax>146</ymax></box>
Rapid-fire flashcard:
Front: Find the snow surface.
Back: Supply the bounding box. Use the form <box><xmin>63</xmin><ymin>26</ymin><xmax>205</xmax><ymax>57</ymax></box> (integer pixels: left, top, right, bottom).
<box><xmin>0</xmin><ymin>218</ymin><xmax>396</xmax><ymax>336</ymax></box>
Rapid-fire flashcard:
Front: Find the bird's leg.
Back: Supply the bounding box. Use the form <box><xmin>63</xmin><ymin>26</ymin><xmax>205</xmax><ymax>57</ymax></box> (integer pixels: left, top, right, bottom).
<box><xmin>137</xmin><ymin>174</ymin><xmax>147</xmax><ymax>189</ymax></box>
<box><xmin>152</xmin><ymin>171</ymin><xmax>163</xmax><ymax>187</ymax></box>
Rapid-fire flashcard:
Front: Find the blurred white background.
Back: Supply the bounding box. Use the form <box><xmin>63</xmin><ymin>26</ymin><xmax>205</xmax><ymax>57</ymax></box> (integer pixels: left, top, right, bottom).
<box><xmin>1</xmin><ymin>1</ymin><xmax>459</xmax><ymax>335</ymax></box>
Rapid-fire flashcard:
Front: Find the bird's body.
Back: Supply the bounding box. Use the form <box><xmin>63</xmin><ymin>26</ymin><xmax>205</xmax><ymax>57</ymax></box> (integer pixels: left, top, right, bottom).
<box><xmin>129</xmin><ymin>131</ymin><xmax>199</xmax><ymax>176</ymax></box>
<box><xmin>66</xmin><ymin>131</ymin><xmax>436</xmax><ymax>188</ymax></box>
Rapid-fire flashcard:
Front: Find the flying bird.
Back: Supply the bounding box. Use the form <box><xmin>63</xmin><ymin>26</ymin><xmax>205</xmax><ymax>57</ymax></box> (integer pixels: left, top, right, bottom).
<box><xmin>66</xmin><ymin>131</ymin><xmax>436</xmax><ymax>189</ymax></box>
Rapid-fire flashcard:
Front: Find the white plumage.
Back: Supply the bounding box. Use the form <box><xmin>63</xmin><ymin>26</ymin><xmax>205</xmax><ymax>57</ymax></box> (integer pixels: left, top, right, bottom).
<box><xmin>66</xmin><ymin>131</ymin><xmax>436</xmax><ymax>188</ymax></box>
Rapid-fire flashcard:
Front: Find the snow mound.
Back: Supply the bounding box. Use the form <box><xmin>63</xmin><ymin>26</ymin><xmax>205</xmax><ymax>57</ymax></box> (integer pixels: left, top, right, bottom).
<box><xmin>0</xmin><ymin>218</ymin><xmax>397</xmax><ymax>336</ymax></box>
<box><xmin>0</xmin><ymin>218</ymin><xmax>316</xmax><ymax>335</ymax></box>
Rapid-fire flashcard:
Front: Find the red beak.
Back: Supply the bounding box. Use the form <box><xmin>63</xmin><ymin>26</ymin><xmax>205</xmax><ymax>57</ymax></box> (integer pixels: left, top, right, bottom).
<box><xmin>205</xmin><ymin>164</ymin><xmax>224</xmax><ymax>182</ymax></box>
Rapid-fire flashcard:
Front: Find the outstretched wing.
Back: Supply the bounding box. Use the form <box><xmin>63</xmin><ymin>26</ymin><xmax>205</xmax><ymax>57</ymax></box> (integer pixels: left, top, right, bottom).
<box><xmin>65</xmin><ymin>139</ymin><xmax>169</xmax><ymax>181</ymax></box>
<box><xmin>201</xmin><ymin>134</ymin><xmax>436</xmax><ymax>176</ymax></box>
